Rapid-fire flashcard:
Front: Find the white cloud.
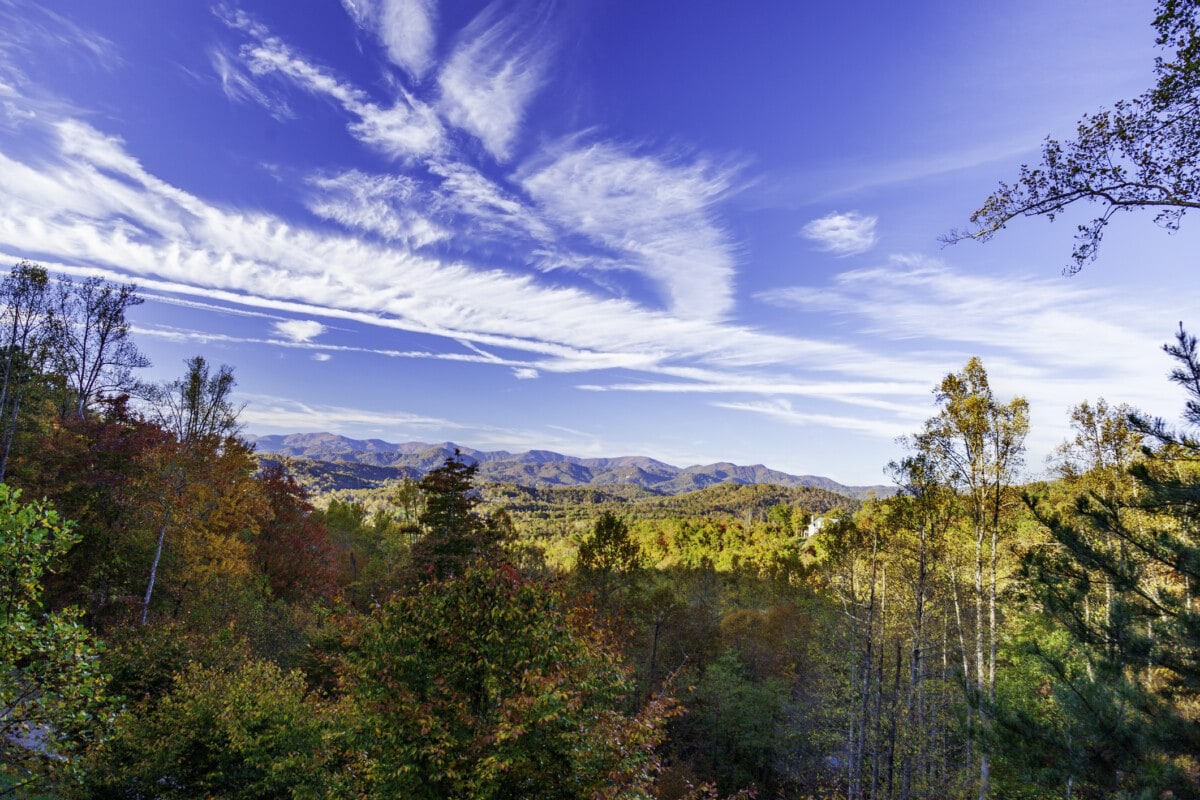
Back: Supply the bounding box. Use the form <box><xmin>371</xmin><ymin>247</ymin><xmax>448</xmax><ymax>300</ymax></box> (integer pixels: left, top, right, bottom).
<box><xmin>342</xmin><ymin>0</ymin><xmax>438</xmax><ymax>80</ymax></box>
<box><xmin>210</xmin><ymin>46</ymin><xmax>295</xmax><ymax>120</ymax></box>
<box><xmin>429</xmin><ymin>160</ymin><xmax>551</xmax><ymax>240</ymax></box>
<box><xmin>801</xmin><ymin>210</ymin><xmax>878</xmax><ymax>256</ymax></box>
<box><xmin>312</xmin><ymin>352</ymin><xmax>332</xmax><ymax>362</ymax></box>
<box><xmin>220</xmin><ymin>9</ymin><xmax>444</xmax><ymax>160</ymax></box>
<box><xmin>512</xmin><ymin>367</ymin><xmax>538</xmax><ymax>380</ymax></box>
<box><xmin>238</xmin><ymin>394</ymin><xmax>456</xmax><ymax>433</ymax></box>
<box><xmin>756</xmin><ymin>255</ymin><xmax>1185</xmax><ymax>470</ymax></box>
<box><xmin>0</xmin><ymin>119</ymin><xmax>809</xmax><ymax>378</ymax></box>
<box><xmin>307</xmin><ymin>170</ymin><xmax>447</xmax><ymax>246</ymax></box>
<box><xmin>0</xmin><ymin>2</ymin><xmax>121</xmax><ymax>79</ymax></box>
<box><xmin>716</xmin><ymin>398</ymin><xmax>913</xmax><ymax>439</ymax></box>
<box><xmin>520</xmin><ymin>141</ymin><xmax>738</xmax><ymax>319</ymax></box>
<box><xmin>273</xmin><ymin>319</ymin><xmax>326</xmax><ymax>342</ymax></box>
<box><xmin>436</xmin><ymin>5</ymin><xmax>551</xmax><ymax>161</ymax></box>
<box><xmin>3</xmin><ymin>54</ymin><xmax>1183</xmax><ymax>477</ymax></box>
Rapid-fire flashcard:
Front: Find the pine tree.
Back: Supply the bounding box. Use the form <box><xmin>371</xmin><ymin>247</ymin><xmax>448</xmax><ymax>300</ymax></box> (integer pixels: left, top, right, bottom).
<box><xmin>1022</xmin><ymin>326</ymin><xmax>1200</xmax><ymax>797</ymax></box>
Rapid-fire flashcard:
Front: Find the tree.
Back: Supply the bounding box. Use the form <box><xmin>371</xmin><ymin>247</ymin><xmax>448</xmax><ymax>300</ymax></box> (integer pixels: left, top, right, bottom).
<box><xmin>151</xmin><ymin>356</ymin><xmax>241</xmax><ymax>444</ymax></box>
<box><xmin>576</xmin><ymin>511</ymin><xmax>643</xmax><ymax>608</ymax></box>
<box><xmin>885</xmin><ymin>453</ymin><xmax>965</xmax><ymax>800</ymax></box>
<box><xmin>1021</xmin><ymin>328</ymin><xmax>1200</xmax><ymax>797</ymax></box>
<box><xmin>252</xmin><ymin>464</ymin><xmax>336</xmax><ymax>602</ymax></box>
<box><xmin>0</xmin><ymin>262</ymin><xmax>60</xmax><ymax>482</ymax></box>
<box><xmin>79</xmin><ymin>659</ymin><xmax>329</xmax><ymax>800</ymax></box>
<box><xmin>334</xmin><ymin>560</ymin><xmax>675</xmax><ymax>799</ymax></box>
<box><xmin>55</xmin><ymin>276</ymin><xmax>149</xmax><ymax>418</ymax></box>
<box><xmin>677</xmin><ymin>648</ymin><xmax>788</xmax><ymax>796</ymax></box>
<box><xmin>944</xmin><ymin>0</ymin><xmax>1200</xmax><ymax>272</ymax></box>
<box><xmin>409</xmin><ymin>451</ymin><xmax>509</xmax><ymax>582</ymax></box>
<box><xmin>140</xmin><ymin>358</ymin><xmax>254</xmax><ymax>625</ymax></box>
<box><xmin>907</xmin><ymin>358</ymin><xmax>1029</xmax><ymax>800</ymax></box>
<box><xmin>135</xmin><ymin>435</ymin><xmax>261</xmax><ymax>626</ymax></box>
<box><xmin>0</xmin><ymin>486</ymin><xmax>110</xmax><ymax>794</ymax></box>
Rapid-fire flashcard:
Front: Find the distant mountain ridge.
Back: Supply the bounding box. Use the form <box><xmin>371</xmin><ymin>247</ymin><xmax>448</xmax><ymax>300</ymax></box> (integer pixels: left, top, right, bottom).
<box><xmin>247</xmin><ymin>432</ymin><xmax>893</xmax><ymax>499</ymax></box>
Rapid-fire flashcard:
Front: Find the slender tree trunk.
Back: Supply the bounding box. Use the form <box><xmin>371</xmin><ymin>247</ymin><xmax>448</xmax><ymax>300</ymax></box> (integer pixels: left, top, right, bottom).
<box><xmin>0</xmin><ymin>382</ymin><xmax>24</xmax><ymax>483</ymax></box>
<box><xmin>887</xmin><ymin>640</ymin><xmax>901</xmax><ymax>800</ymax></box>
<box><xmin>142</xmin><ymin>507</ymin><xmax>171</xmax><ymax>625</ymax></box>
<box><xmin>902</xmin><ymin>522</ymin><xmax>930</xmax><ymax>800</ymax></box>
<box><xmin>853</xmin><ymin>534</ymin><xmax>880</xmax><ymax>800</ymax></box>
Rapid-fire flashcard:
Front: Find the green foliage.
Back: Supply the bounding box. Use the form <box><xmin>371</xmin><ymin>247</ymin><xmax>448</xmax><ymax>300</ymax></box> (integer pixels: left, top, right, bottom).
<box><xmin>0</xmin><ymin>485</ymin><xmax>110</xmax><ymax>793</ymax></box>
<box><xmin>947</xmin><ymin>0</ymin><xmax>1200</xmax><ymax>272</ymax></box>
<box><xmin>79</xmin><ymin>659</ymin><xmax>329</xmax><ymax>799</ymax></box>
<box><xmin>410</xmin><ymin>452</ymin><xmax>511</xmax><ymax>582</ymax></box>
<box><xmin>676</xmin><ymin>648</ymin><xmax>789</xmax><ymax>795</ymax></box>
<box><xmin>576</xmin><ymin>511</ymin><xmax>644</xmax><ymax>610</ymax></box>
<box><xmin>1020</xmin><ymin>328</ymin><xmax>1200</xmax><ymax>797</ymax></box>
<box><xmin>334</xmin><ymin>560</ymin><xmax>674</xmax><ymax>799</ymax></box>
<box><xmin>0</xmin><ymin>261</ymin><xmax>60</xmax><ymax>483</ymax></box>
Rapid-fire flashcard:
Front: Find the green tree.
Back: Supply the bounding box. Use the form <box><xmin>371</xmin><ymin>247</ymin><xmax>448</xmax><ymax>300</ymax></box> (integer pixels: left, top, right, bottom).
<box><xmin>1022</xmin><ymin>328</ymin><xmax>1200</xmax><ymax>797</ymax></box>
<box><xmin>334</xmin><ymin>560</ymin><xmax>674</xmax><ymax>799</ymax></box>
<box><xmin>678</xmin><ymin>648</ymin><xmax>788</xmax><ymax>796</ymax></box>
<box><xmin>576</xmin><ymin>511</ymin><xmax>642</xmax><ymax>608</ymax></box>
<box><xmin>0</xmin><ymin>485</ymin><xmax>109</xmax><ymax>795</ymax></box>
<box><xmin>410</xmin><ymin>452</ymin><xmax>510</xmax><ymax>582</ymax></box>
<box><xmin>945</xmin><ymin>0</ymin><xmax>1200</xmax><ymax>272</ymax></box>
<box><xmin>907</xmin><ymin>357</ymin><xmax>1029</xmax><ymax>800</ymax></box>
<box><xmin>0</xmin><ymin>261</ymin><xmax>60</xmax><ymax>482</ymax></box>
<box><xmin>79</xmin><ymin>659</ymin><xmax>329</xmax><ymax>800</ymax></box>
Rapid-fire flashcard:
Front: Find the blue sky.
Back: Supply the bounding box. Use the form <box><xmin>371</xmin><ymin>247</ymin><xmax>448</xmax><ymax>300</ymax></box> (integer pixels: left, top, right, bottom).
<box><xmin>0</xmin><ymin>0</ymin><xmax>1194</xmax><ymax>484</ymax></box>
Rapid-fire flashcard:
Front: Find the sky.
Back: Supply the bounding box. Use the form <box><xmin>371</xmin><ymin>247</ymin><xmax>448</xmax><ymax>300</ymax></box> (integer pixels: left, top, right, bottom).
<box><xmin>0</xmin><ymin>0</ymin><xmax>1195</xmax><ymax>485</ymax></box>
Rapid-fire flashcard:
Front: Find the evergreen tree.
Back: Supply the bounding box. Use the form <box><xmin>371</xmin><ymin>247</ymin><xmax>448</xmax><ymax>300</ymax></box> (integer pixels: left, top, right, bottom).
<box><xmin>1022</xmin><ymin>326</ymin><xmax>1200</xmax><ymax>797</ymax></box>
<box><xmin>409</xmin><ymin>451</ymin><xmax>510</xmax><ymax>581</ymax></box>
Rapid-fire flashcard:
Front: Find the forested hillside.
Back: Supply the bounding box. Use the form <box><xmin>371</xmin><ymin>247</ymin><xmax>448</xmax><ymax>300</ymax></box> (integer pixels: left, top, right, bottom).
<box><xmin>252</xmin><ymin>433</ymin><xmax>892</xmax><ymax>499</ymax></box>
<box><xmin>2</xmin><ymin>258</ymin><xmax>1200</xmax><ymax>799</ymax></box>
<box><xmin>3</xmin><ymin>2</ymin><xmax>1200</xmax><ymax>797</ymax></box>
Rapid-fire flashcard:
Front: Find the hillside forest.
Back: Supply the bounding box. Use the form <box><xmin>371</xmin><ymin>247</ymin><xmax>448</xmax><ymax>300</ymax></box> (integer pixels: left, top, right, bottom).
<box><xmin>5</xmin><ymin>0</ymin><xmax>1200</xmax><ymax>796</ymax></box>
<box><xmin>0</xmin><ymin>255</ymin><xmax>1198</xmax><ymax>800</ymax></box>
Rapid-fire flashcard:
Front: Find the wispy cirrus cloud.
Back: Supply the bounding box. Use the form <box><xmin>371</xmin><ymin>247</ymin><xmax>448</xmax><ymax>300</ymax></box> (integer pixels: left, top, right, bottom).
<box><xmin>716</xmin><ymin>398</ymin><xmax>914</xmax><ymax>439</ymax></box>
<box><xmin>801</xmin><ymin>210</ymin><xmax>878</xmax><ymax>256</ymax></box>
<box><xmin>238</xmin><ymin>393</ymin><xmax>457</xmax><ymax>434</ymax></box>
<box><xmin>436</xmin><ymin>3</ymin><xmax>553</xmax><ymax>161</ymax></box>
<box><xmin>0</xmin><ymin>117</ymin><xmax>791</xmax><ymax>379</ymax></box>
<box><xmin>0</xmin><ymin>98</ymin><xmax>1182</xmax><ymax>472</ymax></box>
<box><xmin>212</xmin><ymin>8</ymin><xmax>742</xmax><ymax>320</ymax></box>
<box><xmin>0</xmin><ymin>1</ymin><xmax>121</xmax><ymax>79</ymax></box>
<box><xmin>210</xmin><ymin>46</ymin><xmax>295</xmax><ymax>121</ymax></box>
<box><xmin>760</xmin><ymin>256</ymin><xmax>1164</xmax><ymax>375</ymax></box>
<box><xmin>756</xmin><ymin>255</ymin><xmax>1182</xmax><ymax>466</ymax></box>
<box><xmin>306</xmin><ymin>170</ymin><xmax>448</xmax><ymax>247</ymax></box>
<box><xmin>520</xmin><ymin>141</ymin><xmax>739</xmax><ymax>319</ymax></box>
<box><xmin>219</xmin><ymin>8</ymin><xmax>444</xmax><ymax>160</ymax></box>
<box><xmin>428</xmin><ymin>161</ymin><xmax>551</xmax><ymax>241</ymax></box>
<box><xmin>341</xmin><ymin>0</ymin><xmax>438</xmax><ymax>80</ymax></box>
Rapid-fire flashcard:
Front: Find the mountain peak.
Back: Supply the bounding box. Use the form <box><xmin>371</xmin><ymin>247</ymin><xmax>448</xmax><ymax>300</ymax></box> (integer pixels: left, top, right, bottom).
<box><xmin>249</xmin><ymin>431</ymin><xmax>893</xmax><ymax>499</ymax></box>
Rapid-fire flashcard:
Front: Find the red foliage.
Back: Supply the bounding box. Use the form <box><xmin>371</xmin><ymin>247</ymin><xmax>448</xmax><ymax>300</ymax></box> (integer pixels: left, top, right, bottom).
<box><xmin>253</xmin><ymin>464</ymin><xmax>337</xmax><ymax>602</ymax></box>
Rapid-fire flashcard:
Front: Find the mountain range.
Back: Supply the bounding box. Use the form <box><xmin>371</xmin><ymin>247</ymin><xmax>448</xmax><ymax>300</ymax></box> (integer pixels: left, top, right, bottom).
<box><xmin>248</xmin><ymin>433</ymin><xmax>893</xmax><ymax>499</ymax></box>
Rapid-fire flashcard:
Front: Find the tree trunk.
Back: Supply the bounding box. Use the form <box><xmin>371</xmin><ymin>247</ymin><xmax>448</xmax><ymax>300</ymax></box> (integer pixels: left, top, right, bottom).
<box><xmin>141</xmin><ymin>507</ymin><xmax>171</xmax><ymax>625</ymax></box>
